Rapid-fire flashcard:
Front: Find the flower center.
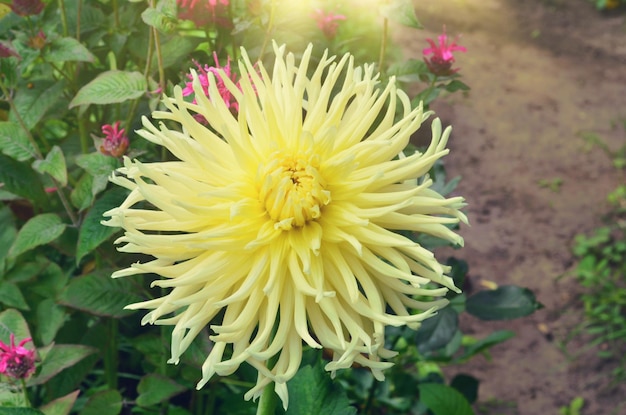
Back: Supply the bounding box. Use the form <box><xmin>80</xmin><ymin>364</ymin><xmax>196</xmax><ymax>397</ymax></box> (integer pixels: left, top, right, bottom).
<box><xmin>259</xmin><ymin>152</ymin><xmax>331</xmax><ymax>230</ymax></box>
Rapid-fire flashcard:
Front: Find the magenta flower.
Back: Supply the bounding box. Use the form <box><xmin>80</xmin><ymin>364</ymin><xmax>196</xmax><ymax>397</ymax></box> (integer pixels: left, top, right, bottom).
<box><xmin>183</xmin><ymin>53</ymin><xmax>241</xmax><ymax>119</ymax></box>
<box><xmin>177</xmin><ymin>0</ymin><xmax>231</xmax><ymax>28</ymax></box>
<box><xmin>10</xmin><ymin>0</ymin><xmax>45</xmax><ymax>16</ymax></box>
<box><xmin>312</xmin><ymin>9</ymin><xmax>346</xmax><ymax>39</ymax></box>
<box><xmin>423</xmin><ymin>27</ymin><xmax>467</xmax><ymax>76</ymax></box>
<box><xmin>0</xmin><ymin>334</ymin><xmax>36</xmax><ymax>380</ymax></box>
<box><xmin>96</xmin><ymin>121</ymin><xmax>129</xmax><ymax>158</ymax></box>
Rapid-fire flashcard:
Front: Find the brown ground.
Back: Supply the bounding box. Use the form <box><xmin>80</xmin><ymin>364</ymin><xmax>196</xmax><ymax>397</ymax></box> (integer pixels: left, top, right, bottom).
<box><xmin>398</xmin><ymin>0</ymin><xmax>626</xmax><ymax>414</ymax></box>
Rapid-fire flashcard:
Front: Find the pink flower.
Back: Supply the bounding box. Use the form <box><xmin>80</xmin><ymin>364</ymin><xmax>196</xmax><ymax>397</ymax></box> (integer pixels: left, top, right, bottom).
<box><xmin>423</xmin><ymin>27</ymin><xmax>467</xmax><ymax>76</ymax></box>
<box><xmin>10</xmin><ymin>0</ymin><xmax>45</xmax><ymax>16</ymax></box>
<box><xmin>313</xmin><ymin>9</ymin><xmax>346</xmax><ymax>39</ymax></box>
<box><xmin>183</xmin><ymin>53</ymin><xmax>241</xmax><ymax>120</ymax></box>
<box><xmin>0</xmin><ymin>334</ymin><xmax>36</xmax><ymax>379</ymax></box>
<box><xmin>96</xmin><ymin>121</ymin><xmax>129</xmax><ymax>158</ymax></box>
<box><xmin>177</xmin><ymin>0</ymin><xmax>231</xmax><ymax>28</ymax></box>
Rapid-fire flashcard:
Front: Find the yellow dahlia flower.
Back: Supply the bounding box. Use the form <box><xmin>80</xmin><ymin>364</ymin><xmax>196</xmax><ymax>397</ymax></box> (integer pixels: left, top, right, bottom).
<box><xmin>103</xmin><ymin>43</ymin><xmax>467</xmax><ymax>408</ymax></box>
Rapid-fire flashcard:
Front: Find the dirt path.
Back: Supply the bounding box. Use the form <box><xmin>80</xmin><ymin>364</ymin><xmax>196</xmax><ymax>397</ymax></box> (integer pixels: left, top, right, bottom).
<box><xmin>398</xmin><ymin>0</ymin><xmax>626</xmax><ymax>414</ymax></box>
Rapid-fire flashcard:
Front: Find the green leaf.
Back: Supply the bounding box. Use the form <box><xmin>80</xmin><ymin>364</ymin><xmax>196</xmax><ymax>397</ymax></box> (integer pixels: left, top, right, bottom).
<box><xmin>0</xmin><ymin>308</ymin><xmax>32</xmax><ymax>347</ymax></box>
<box><xmin>70</xmin><ymin>173</ymin><xmax>94</xmax><ymax>210</ymax></box>
<box><xmin>75</xmin><ymin>152</ymin><xmax>118</xmax><ymax>178</ymax></box>
<box><xmin>32</xmin><ymin>146</ymin><xmax>68</xmax><ymax>186</ymax></box>
<box><xmin>136</xmin><ymin>374</ymin><xmax>187</xmax><ymax>407</ymax></box>
<box><xmin>141</xmin><ymin>6</ymin><xmax>177</xmax><ymax>34</ymax></box>
<box><xmin>287</xmin><ymin>364</ymin><xmax>357</xmax><ymax>414</ymax></box>
<box><xmin>78</xmin><ymin>390</ymin><xmax>122</xmax><ymax>415</ymax></box>
<box><xmin>379</xmin><ymin>0</ymin><xmax>422</xmax><ymax>29</ymax></box>
<box><xmin>466</xmin><ymin>286</ymin><xmax>543</xmax><ymax>320</ymax></box>
<box><xmin>152</xmin><ymin>36</ymin><xmax>201</xmax><ymax>70</ymax></box>
<box><xmin>28</xmin><ymin>344</ymin><xmax>97</xmax><ymax>386</ymax></box>
<box><xmin>8</xmin><ymin>213</ymin><xmax>66</xmax><ymax>259</ymax></box>
<box><xmin>59</xmin><ymin>269</ymin><xmax>143</xmax><ymax>317</ymax></box>
<box><xmin>445</xmin><ymin>80</ymin><xmax>470</xmax><ymax>93</ymax></box>
<box><xmin>69</xmin><ymin>70</ymin><xmax>146</xmax><ymax>108</ymax></box>
<box><xmin>0</xmin><ymin>121</ymin><xmax>38</xmax><ymax>161</ymax></box>
<box><xmin>461</xmin><ymin>330</ymin><xmax>515</xmax><ymax>360</ymax></box>
<box><xmin>9</xmin><ymin>81</ymin><xmax>65</xmax><ymax>130</ymax></box>
<box><xmin>418</xmin><ymin>383</ymin><xmax>474</xmax><ymax>415</ymax></box>
<box><xmin>0</xmin><ymin>282</ymin><xmax>29</xmax><ymax>310</ymax></box>
<box><xmin>388</xmin><ymin>59</ymin><xmax>429</xmax><ymax>82</ymax></box>
<box><xmin>45</xmin><ymin>37</ymin><xmax>95</xmax><ymax>63</ymax></box>
<box><xmin>76</xmin><ymin>187</ymin><xmax>128</xmax><ymax>265</ymax></box>
<box><xmin>0</xmin><ymin>153</ymin><xmax>47</xmax><ymax>204</ymax></box>
<box><xmin>36</xmin><ymin>299</ymin><xmax>67</xmax><ymax>345</ymax></box>
<box><xmin>0</xmin><ymin>409</ymin><xmax>45</xmax><ymax>415</ymax></box>
<box><xmin>40</xmin><ymin>390</ymin><xmax>80</xmax><ymax>415</ymax></box>
<box><xmin>415</xmin><ymin>306</ymin><xmax>458</xmax><ymax>354</ymax></box>
<box><xmin>0</xmin><ymin>205</ymin><xmax>17</xmax><ymax>267</ymax></box>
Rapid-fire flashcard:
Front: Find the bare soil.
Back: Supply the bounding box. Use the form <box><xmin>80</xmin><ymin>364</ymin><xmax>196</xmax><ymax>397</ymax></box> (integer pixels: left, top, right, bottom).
<box><xmin>398</xmin><ymin>0</ymin><xmax>626</xmax><ymax>414</ymax></box>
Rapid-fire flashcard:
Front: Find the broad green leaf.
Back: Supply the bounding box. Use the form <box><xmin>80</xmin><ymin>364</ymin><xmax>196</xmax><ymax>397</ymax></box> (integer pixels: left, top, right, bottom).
<box><xmin>136</xmin><ymin>374</ymin><xmax>187</xmax><ymax>407</ymax></box>
<box><xmin>379</xmin><ymin>0</ymin><xmax>422</xmax><ymax>29</ymax></box>
<box><xmin>45</xmin><ymin>37</ymin><xmax>95</xmax><ymax>63</ymax></box>
<box><xmin>8</xmin><ymin>213</ymin><xmax>66</xmax><ymax>259</ymax></box>
<box><xmin>69</xmin><ymin>70</ymin><xmax>146</xmax><ymax>108</ymax></box>
<box><xmin>415</xmin><ymin>306</ymin><xmax>458</xmax><ymax>354</ymax></box>
<box><xmin>28</xmin><ymin>344</ymin><xmax>97</xmax><ymax>386</ymax></box>
<box><xmin>388</xmin><ymin>59</ymin><xmax>429</xmax><ymax>82</ymax></box>
<box><xmin>0</xmin><ymin>121</ymin><xmax>38</xmax><ymax>161</ymax></box>
<box><xmin>0</xmin><ymin>154</ymin><xmax>47</xmax><ymax>204</ymax></box>
<box><xmin>0</xmin><ymin>282</ymin><xmax>29</xmax><ymax>310</ymax></box>
<box><xmin>75</xmin><ymin>152</ymin><xmax>118</xmax><ymax>179</ymax></box>
<box><xmin>0</xmin><ymin>205</ymin><xmax>17</xmax><ymax>266</ymax></box>
<box><xmin>466</xmin><ymin>286</ymin><xmax>543</xmax><ymax>321</ymax></box>
<box><xmin>76</xmin><ymin>187</ymin><xmax>128</xmax><ymax>265</ymax></box>
<box><xmin>418</xmin><ymin>383</ymin><xmax>474</xmax><ymax>415</ymax></box>
<box><xmin>141</xmin><ymin>5</ymin><xmax>177</xmax><ymax>34</ymax></box>
<box><xmin>445</xmin><ymin>80</ymin><xmax>471</xmax><ymax>93</ymax></box>
<box><xmin>32</xmin><ymin>146</ymin><xmax>68</xmax><ymax>186</ymax></box>
<box><xmin>0</xmin><ymin>308</ymin><xmax>32</xmax><ymax>347</ymax></box>
<box><xmin>36</xmin><ymin>299</ymin><xmax>67</xmax><ymax>345</ymax></box>
<box><xmin>40</xmin><ymin>390</ymin><xmax>80</xmax><ymax>415</ymax></box>
<box><xmin>79</xmin><ymin>390</ymin><xmax>122</xmax><ymax>415</ymax></box>
<box><xmin>29</xmin><ymin>261</ymin><xmax>68</xmax><ymax>299</ymax></box>
<box><xmin>287</xmin><ymin>365</ymin><xmax>357</xmax><ymax>415</ymax></box>
<box><xmin>0</xmin><ymin>409</ymin><xmax>45</xmax><ymax>415</ymax></box>
<box><xmin>70</xmin><ymin>173</ymin><xmax>94</xmax><ymax>210</ymax></box>
<box><xmin>153</xmin><ymin>36</ymin><xmax>201</xmax><ymax>70</ymax></box>
<box><xmin>9</xmin><ymin>81</ymin><xmax>65</xmax><ymax>130</ymax></box>
<box><xmin>59</xmin><ymin>269</ymin><xmax>143</xmax><ymax>317</ymax></box>
<box><xmin>5</xmin><ymin>259</ymin><xmax>48</xmax><ymax>283</ymax></box>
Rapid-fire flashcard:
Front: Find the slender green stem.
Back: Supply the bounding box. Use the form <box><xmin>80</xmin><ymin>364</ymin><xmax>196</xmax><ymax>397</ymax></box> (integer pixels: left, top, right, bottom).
<box><xmin>258</xmin><ymin>0</ymin><xmax>276</xmax><ymax>61</ymax></box>
<box><xmin>149</xmin><ymin>0</ymin><xmax>165</xmax><ymax>92</ymax></box>
<box><xmin>57</xmin><ymin>0</ymin><xmax>69</xmax><ymax>37</ymax></box>
<box><xmin>378</xmin><ymin>17</ymin><xmax>388</xmax><ymax>74</ymax></box>
<box><xmin>76</xmin><ymin>0</ymin><xmax>82</xmax><ymax>41</ymax></box>
<box><xmin>112</xmin><ymin>0</ymin><xmax>119</xmax><ymax>29</ymax></box>
<box><xmin>20</xmin><ymin>379</ymin><xmax>30</xmax><ymax>407</ymax></box>
<box><xmin>256</xmin><ymin>383</ymin><xmax>278</xmax><ymax>415</ymax></box>
<box><xmin>104</xmin><ymin>318</ymin><xmax>119</xmax><ymax>390</ymax></box>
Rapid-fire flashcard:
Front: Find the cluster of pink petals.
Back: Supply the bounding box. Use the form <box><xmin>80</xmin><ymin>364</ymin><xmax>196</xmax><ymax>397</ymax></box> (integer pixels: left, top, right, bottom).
<box><xmin>312</xmin><ymin>9</ymin><xmax>346</xmax><ymax>39</ymax></box>
<box><xmin>177</xmin><ymin>0</ymin><xmax>230</xmax><ymax>28</ymax></box>
<box><xmin>99</xmin><ymin>121</ymin><xmax>129</xmax><ymax>158</ymax></box>
<box><xmin>0</xmin><ymin>334</ymin><xmax>36</xmax><ymax>380</ymax></box>
<box><xmin>183</xmin><ymin>53</ymin><xmax>241</xmax><ymax>118</ymax></box>
<box><xmin>423</xmin><ymin>28</ymin><xmax>467</xmax><ymax>76</ymax></box>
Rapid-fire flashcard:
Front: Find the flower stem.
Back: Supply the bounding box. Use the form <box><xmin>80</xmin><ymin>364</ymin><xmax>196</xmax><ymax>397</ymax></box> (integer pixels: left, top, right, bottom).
<box><xmin>57</xmin><ymin>0</ymin><xmax>69</xmax><ymax>37</ymax></box>
<box><xmin>378</xmin><ymin>17</ymin><xmax>389</xmax><ymax>74</ymax></box>
<box><xmin>258</xmin><ymin>0</ymin><xmax>276</xmax><ymax>61</ymax></box>
<box><xmin>20</xmin><ymin>379</ymin><xmax>31</xmax><ymax>407</ymax></box>
<box><xmin>104</xmin><ymin>318</ymin><xmax>119</xmax><ymax>390</ymax></box>
<box><xmin>256</xmin><ymin>383</ymin><xmax>278</xmax><ymax>415</ymax></box>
